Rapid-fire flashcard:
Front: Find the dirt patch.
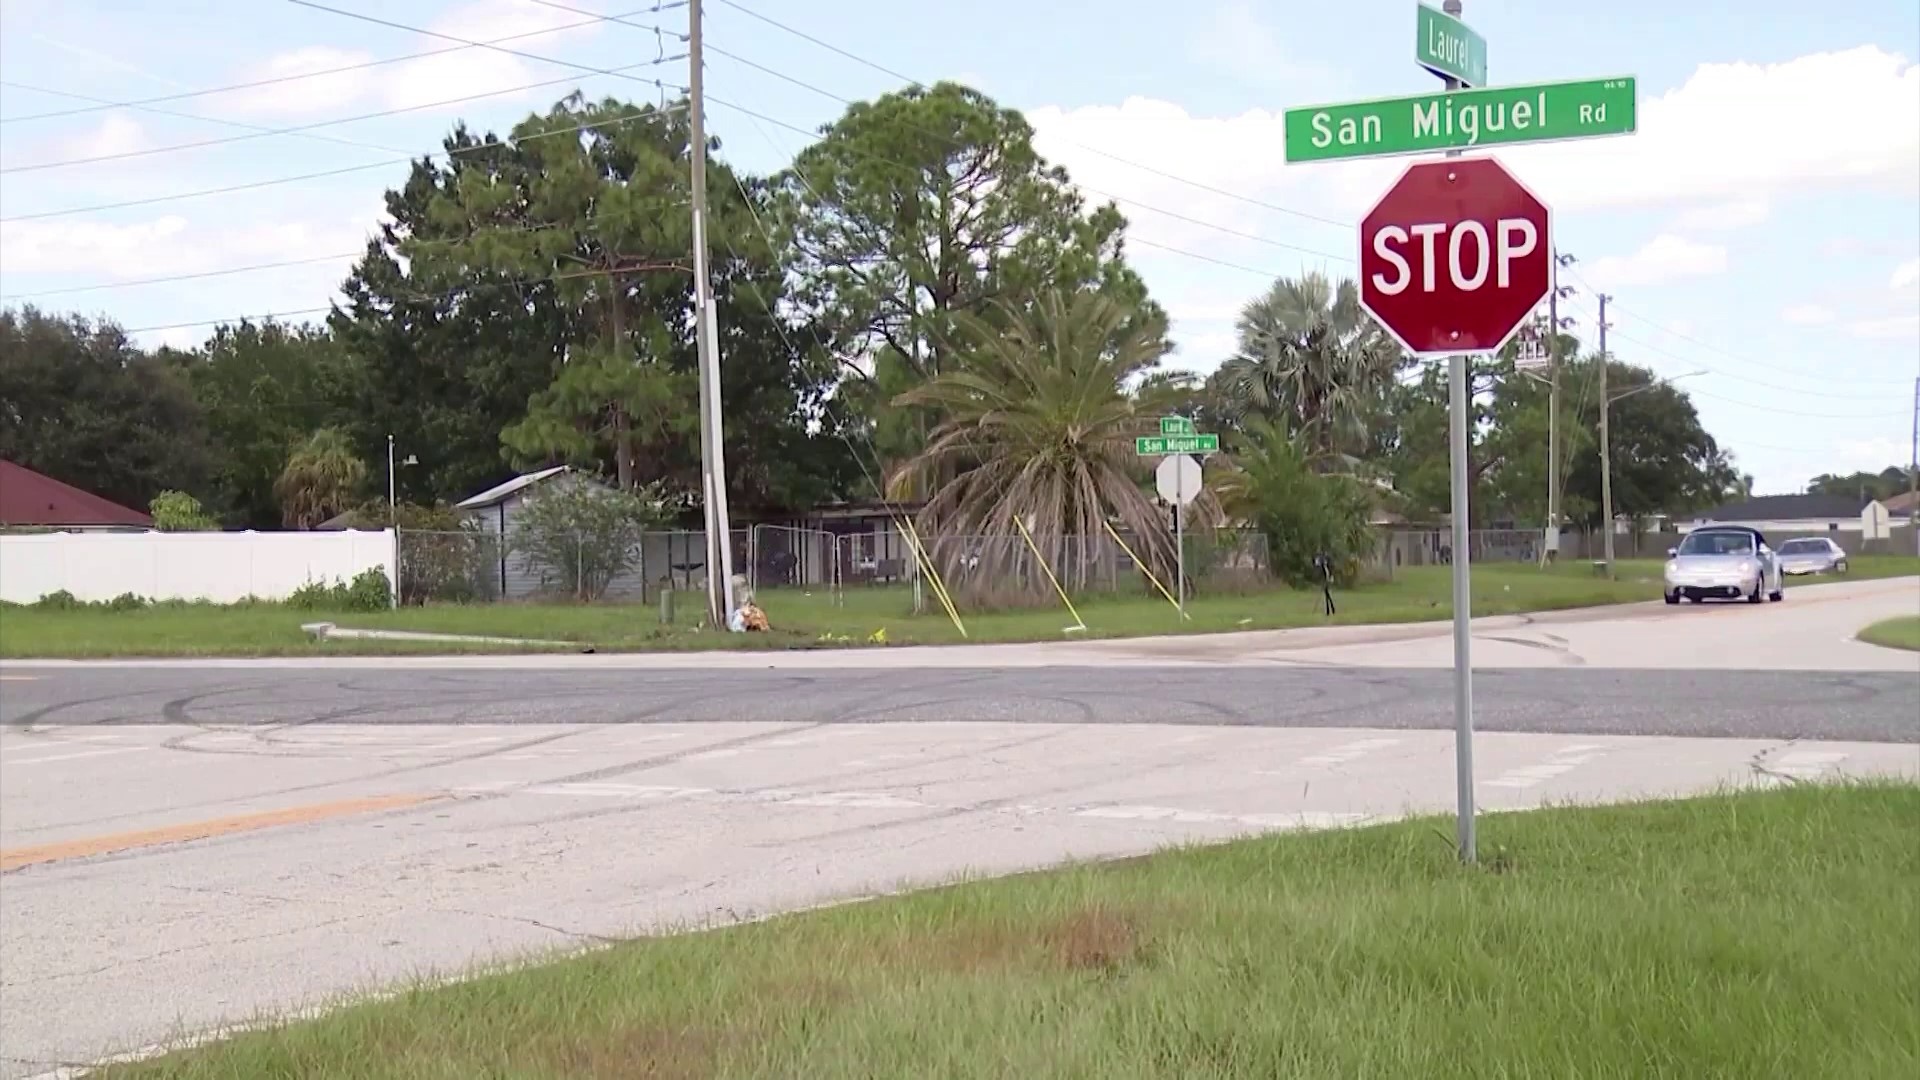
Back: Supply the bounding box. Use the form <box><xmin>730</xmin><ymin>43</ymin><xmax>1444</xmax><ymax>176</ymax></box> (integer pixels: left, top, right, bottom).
<box><xmin>531</xmin><ymin>1023</ymin><xmax>730</xmax><ymax>1080</ymax></box>
<box><xmin>856</xmin><ymin>904</ymin><xmax>1155</xmax><ymax>976</ymax></box>
<box><xmin>1041</xmin><ymin>907</ymin><xmax>1146</xmax><ymax>973</ymax></box>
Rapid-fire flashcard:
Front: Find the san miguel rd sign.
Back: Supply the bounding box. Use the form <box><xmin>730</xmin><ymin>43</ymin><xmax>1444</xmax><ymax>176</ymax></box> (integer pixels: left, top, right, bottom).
<box><xmin>1358</xmin><ymin>156</ymin><xmax>1552</xmax><ymax>356</ymax></box>
<box><xmin>1416</xmin><ymin>2</ymin><xmax>1486</xmax><ymax>86</ymax></box>
<box><xmin>1283</xmin><ymin>77</ymin><xmax>1635</xmax><ymax>163</ymax></box>
<box><xmin>1136</xmin><ymin>433</ymin><xmax>1219</xmax><ymax>455</ymax></box>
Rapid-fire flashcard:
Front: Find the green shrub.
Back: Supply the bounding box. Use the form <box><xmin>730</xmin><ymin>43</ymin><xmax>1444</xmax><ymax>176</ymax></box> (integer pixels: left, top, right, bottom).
<box><xmin>149</xmin><ymin>491</ymin><xmax>218</xmax><ymax>531</ymax></box>
<box><xmin>287</xmin><ymin>568</ymin><xmax>393</xmax><ymax>612</ymax></box>
<box><xmin>1224</xmin><ymin>422</ymin><xmax>1379</xmax><ymax>588</ymax></box>
<box><xmin>32</xmin><ymin>590</ymin><xmax>83</xmax><ymax>610</ymax></box>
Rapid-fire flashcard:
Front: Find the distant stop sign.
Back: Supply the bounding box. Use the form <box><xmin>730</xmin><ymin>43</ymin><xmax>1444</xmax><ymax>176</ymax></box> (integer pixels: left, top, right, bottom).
<box><xmin>1358</xmin><ymin>156</ymin><xmax>1552</xmax><ymax>355</ymax></box>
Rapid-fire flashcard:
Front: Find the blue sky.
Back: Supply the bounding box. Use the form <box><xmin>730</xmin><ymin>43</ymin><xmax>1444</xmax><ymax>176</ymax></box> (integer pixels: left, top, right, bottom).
<box><xmin>2</xmin><ymin>0</ymin><xmax>1916</xmax><ymax>495</ymax></box>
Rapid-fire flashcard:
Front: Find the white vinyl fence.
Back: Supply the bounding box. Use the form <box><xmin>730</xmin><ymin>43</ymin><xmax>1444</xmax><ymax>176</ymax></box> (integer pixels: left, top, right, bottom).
<box><xmin>0</xmin><ymin>530</ymin><xmax>398</xmax><ymax>605</ymax></box>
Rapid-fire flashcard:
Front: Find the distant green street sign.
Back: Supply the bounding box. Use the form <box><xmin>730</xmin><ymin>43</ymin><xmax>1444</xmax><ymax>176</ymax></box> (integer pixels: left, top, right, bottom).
<box><xmin>1284</xmin><ymin>77</ymin><xmax>1636</xmax><ymax>163</ymax></box>
<box><xmin>1416</xmin><ymin>3</ymin><xmax>1486</xmax><ymax>87</ymax></box>
<box><xmin>1159</xmin><ymin>416</ymin><xmax>1196</xmax><ymax>436</ymax></box>
<box><xmin>1137</xmin><ymin>434</ymin><xmax>1220</xmax><ymax>456</ymax></box>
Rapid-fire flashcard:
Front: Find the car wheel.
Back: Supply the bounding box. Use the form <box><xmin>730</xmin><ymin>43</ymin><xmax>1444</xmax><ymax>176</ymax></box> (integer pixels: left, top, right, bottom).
<box><xmin>1748</xmin><ymin>577</ymin><xmax>1763</xmax><ymax>604</ymax></box>
<box><xmin>1664</xmin><ymin>591</ymin><xmax>1680</xmax><ymax>606</ymax></box>
<box><xmin>1769</xmin><ymin>584</ymin><xmax>1784</xmax><ymax>602</ymax></box>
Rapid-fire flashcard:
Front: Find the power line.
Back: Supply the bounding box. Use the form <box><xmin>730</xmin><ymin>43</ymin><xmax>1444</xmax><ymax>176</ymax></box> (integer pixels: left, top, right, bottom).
<box><xmin>114</xmin><ymin>258</ymin><xmax>692</xmax><ymax>337</ymax></box>
<box><xmin>0</xmin><ymin>102</ymin><xmax>688</xmax><ymax>223</ymax></box>
<box><xmin>0</xmin><ymin>216</ymin><xmax>626</xmax><ymax>301</ymax></box>
<box><xmin>2</xmin><ymin>251</ymin><xmax>361</xmax><ymax>301</ymax></box>
<box><xmin>1</xmin><ymin>53</ymin><xmax>687</xmax><ymax>175</ymax></box>
<box><xmin>705</xmin><ymin>90</ymin><xmax>1349</xmax><ymax>266</ymax></box>
<box><xmin>1562</xmin><ymin>295</ymin><xmax>1903</xmax><ymax>418</ymax></box>
<box><xmin>1563</xmin><ymin>264</ymin><xmax>1912</xmax><ymax>389</ymax></box>
<box><xmin>0</xmin><ymin>4</ymin><xmax>682</xmax><ymax>124</ymax></box>
<box><xmin>2</xmin><ymin>80</ymin><xmax>416</xmax><ymax>158</ymax></box>
<box><xmin>710</xmin><ymin>0</ymin><xmax>1347</xmax><ymax>231</ymax></box>
<box><xmin>281</xmin><ymin>0</ymin><xmax>687</xmax><ymax>97</ymax></box>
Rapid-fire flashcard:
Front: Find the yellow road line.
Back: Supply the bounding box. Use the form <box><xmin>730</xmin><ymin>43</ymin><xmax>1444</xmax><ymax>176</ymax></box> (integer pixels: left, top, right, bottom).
<box><xmin>0</xmin><ymin>793</ymin><xmax>437</xmax><ymax>872</ymax></box>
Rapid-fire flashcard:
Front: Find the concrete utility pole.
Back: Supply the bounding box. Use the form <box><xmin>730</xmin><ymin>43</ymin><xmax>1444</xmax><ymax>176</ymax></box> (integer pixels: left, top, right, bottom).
<box><xmin>1597</xmin><ymin>293</ymin><xmax>1614</xmax><ymax>575</ymax></box>
<box><xmin>687</xmin><ymin>0</ymin><xmax>737</xmax><ymax>625</ymax></box>
<box><xmin>1544</xmin><ymin>250</ymin><xmax>1576</xmax><ymax>564</ymax></box>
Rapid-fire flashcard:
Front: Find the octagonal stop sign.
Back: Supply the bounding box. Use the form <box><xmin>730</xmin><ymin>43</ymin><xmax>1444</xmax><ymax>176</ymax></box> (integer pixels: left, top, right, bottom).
<box><xmin>1358</xmin><ymin>156</ymin><xmax>1552</xmax><ymax>356</ymax></box>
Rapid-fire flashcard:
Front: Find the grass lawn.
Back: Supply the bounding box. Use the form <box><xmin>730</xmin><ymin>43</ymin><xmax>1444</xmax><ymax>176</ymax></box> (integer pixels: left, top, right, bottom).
<box><xmin>100</xmin><ymin>782</ymin><xmax>1920</xmax><ymax>1079</ymax></box>
<box><xmin>7</xmin><ymin>555</ymin><xmax>1917</xmax><ymax>659</ymax></box>
<box><xmin>1858</xmin><ymin>614</ymin><xmax>1920</xmax><ymax>652</ymax></box>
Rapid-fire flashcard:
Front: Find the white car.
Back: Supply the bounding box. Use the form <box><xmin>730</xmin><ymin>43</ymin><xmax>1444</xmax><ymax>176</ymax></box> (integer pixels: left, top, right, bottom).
<box><xmin>1776</xmin><ymin>536</ymin><xmax>1850</xmax><ymax>576</ymax></box>
<box><xmin>1664</xmin><ymin>525</ymin><xmax>1783</xmax><ymax>605</ymax></box>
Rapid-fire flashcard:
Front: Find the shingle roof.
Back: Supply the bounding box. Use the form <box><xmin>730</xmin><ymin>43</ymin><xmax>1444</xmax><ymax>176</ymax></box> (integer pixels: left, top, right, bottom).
<box><xmin>0</xmin><ymin>460</ymin><xmax>152</xmax><ymax>527</ymax></box>
<box><xmin>1696</xmin><ymin>494</ymin><xmax>1870</xmax><ymax>523</ymax></box>
<box><xmin>454</xmin><ymin>465</ymin><xmax>571</xmax><ymax>510</ymax></box>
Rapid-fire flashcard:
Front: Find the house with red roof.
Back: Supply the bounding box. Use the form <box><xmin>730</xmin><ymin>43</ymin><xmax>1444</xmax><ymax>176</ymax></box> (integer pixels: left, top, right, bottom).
<box><xmin>0</xmin><ymin>460</ymin><xmax>152</xmax><ymax>529</ymax></box>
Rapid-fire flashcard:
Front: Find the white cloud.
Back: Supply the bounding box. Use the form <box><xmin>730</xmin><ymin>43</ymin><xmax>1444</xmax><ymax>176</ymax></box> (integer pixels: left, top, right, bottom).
<box><xmin>1847</xmin><ymin>315</ymin><xmax>1920</xmax><ymax>340</ymax></box>
<box><xmin>44</xmin><ymin>113</ymin><xmax>149</xmax><ymax>162</ymax></box>
<box><xmin>1029</xmin><ymin>45</ymin><xmax>1919</xmax><ymax>240</ymax></box>
<box><xmin>225</xmin><ymin>0</ymin><xmax>606</xmax><ymax>119</ymax></box>
<box><xmin>382</xmin><ymin>0</ymin><xmax>605</xmax><ymax>110</ymax></box>
<box><xmin>223</xmin><ymin>46</ymin><xmax>378</xmax><ymax>117</ymax></box>
<box><xmin>0</xmin><ymin>215</ymin><xmax>368</xmax><ymax>280</ymax></box>
<box><xmin>1584</xmin><ymin>235</ymin><xmax>1728</xmax><ymax>289</ymax></box>
<box><xmin>1891</xmin><ymin>258</ymin><xmax>1920</xmax><ymax>291</ymax></box>
<box><xmin>1671</xmin><ymin>200</ymin><xmax>1769</xmax><ymax>232</ymax></box>
<box><xmin>1782</xmin><ymin>303</ymin><xmax>1836</xmax><ymax>326</ymax></box>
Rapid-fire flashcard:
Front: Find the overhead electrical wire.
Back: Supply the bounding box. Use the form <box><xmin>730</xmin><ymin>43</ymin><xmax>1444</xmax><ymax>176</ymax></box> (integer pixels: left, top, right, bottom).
<box><xmin>0</xmin><ymin>102</ymin><xmax>689</xmax><ymax>223</ymax></box>
<box><xmin>1</xmin><ymin>52</ymin><xmax>687</xmax><ymax>174</ymax></box>
<box><xmin>0</xmin><ymin>4</ymin><xmax>685</xmax><ymax>124</ymax></box>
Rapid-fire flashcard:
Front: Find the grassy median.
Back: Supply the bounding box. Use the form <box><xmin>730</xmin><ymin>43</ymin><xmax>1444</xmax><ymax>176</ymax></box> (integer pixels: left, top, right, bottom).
<box><xmin>1859</xmin><ymin>614</ymin><xmax>1920</xmax><ymax>652</ymax></box>
<box><xmin>100</xmin><ymin>781</ymin><xmax>1919</xmax><ymax>1079</ymax></box>
<box><xmin>6</xmin><ymin>557</ymin><xmax>1916</xmax><ymax>659</ymax></box>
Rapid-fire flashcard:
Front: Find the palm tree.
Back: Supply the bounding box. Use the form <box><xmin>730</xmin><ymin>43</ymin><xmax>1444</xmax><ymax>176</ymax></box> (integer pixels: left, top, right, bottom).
<box><xmin>1217</xmin><ymin>271</ymin><xmax>1404</xmax><ymax>466</ymax></box>
<box><xmin>888</xmin><ymin>289</ymin><xmax>1183</xmax><ymax>594</ymax></box>
<box><xmin>275</xmin><ymin>428</ymin><xmax>367</xmax><ymax>529</ymax></box>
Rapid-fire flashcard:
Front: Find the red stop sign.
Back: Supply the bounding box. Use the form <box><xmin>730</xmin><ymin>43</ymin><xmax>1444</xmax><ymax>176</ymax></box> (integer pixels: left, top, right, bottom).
<box><xmin>1358</xmin><ymin>156</ymin><xmax>1552</xmax><ymax>356</ymax></box>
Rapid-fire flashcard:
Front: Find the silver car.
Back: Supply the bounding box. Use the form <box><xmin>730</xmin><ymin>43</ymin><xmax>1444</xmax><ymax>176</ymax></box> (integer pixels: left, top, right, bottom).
<box><xmin>1664</xmin><ymin>526</ymin><xmax>1784</xmax><ymax>605</ymax></box>
<box><xmin>1775</xmin><ymin>536</ymin><xmax>1850</xmax><ymax>576</ymax></box>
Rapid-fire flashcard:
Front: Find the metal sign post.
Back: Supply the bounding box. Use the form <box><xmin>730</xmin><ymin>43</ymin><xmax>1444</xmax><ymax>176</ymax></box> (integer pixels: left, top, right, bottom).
<box><xmin>1145</xmin><ymin>420</ymin><xmax>1209</xmax><ymax>617</ymax></box>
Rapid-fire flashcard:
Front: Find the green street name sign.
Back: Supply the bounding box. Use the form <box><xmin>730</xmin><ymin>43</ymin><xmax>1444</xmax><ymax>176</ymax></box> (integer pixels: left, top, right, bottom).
<box><xmin>1137</xmin><ymin>434</ymin><xmax>1219</xmax><ymax>456</ymax></box>
<box><xmin>1284</xmin><ymin>77</ymin><xmax>1636</xmax><ymax>163</ymax></box>
<box><xmin>1416</xmin><ymin>3</ymin><xmax>1486</xmax><ymax>87</ymax></box>
<box><xmin>1159</xmin><ymin>416</ymin><xmax>1196</xmax><ymax>436</ymax></box>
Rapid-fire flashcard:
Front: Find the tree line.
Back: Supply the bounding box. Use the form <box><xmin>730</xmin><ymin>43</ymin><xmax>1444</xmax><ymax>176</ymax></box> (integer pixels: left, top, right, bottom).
<box><xmin>2</xmin><ymin>81</ymin><xmax>1799</xmax><ymax>581</ymax></box>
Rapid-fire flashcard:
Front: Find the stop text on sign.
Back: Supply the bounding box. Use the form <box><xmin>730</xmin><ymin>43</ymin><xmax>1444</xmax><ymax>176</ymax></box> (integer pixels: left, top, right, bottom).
<box><xmin>1369</xmin><ymin>217</ymin><xmax>1539</xmax><ymax>295</ymax></box>
<box><xmin>1356</xmin><ymin>156</ymin><xmax>1551</xmax><ymax>356</ymax></box>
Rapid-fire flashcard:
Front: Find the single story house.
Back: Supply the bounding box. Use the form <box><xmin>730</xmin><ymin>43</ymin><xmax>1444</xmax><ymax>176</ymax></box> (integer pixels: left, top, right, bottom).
<box><xmin>455</xmin><ymin>467</ymin><xmax>753</xmax><ymax>600</ymax></box>
<box><xmin>1682</xmin><ymin>494</ymin><xmax>1881</xmax><ymax>534</ymax></box>
<box><xmin>0</xmin><ymin>460</ymin><xmax>152</xmax><ymax>530</ymax></box>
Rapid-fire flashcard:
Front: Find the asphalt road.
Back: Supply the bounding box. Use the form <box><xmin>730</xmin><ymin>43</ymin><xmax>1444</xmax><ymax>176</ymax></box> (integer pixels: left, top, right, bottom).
<box><xmin>3</xmin><ymin>664</ymin><xmax>1917</xmax><ymax>743</ymax></box>
<box><xmin>2</xmin><ymin>577</ymin><xmax>1917</xmax><ymax>1077</ymax></box>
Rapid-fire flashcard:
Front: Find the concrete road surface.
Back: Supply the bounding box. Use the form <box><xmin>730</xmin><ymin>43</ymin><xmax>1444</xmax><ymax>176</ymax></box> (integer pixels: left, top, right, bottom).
<box><xmin>1</xmin><ymin>576</ymin><xmax>1916</xmax><ymax>1077</ymax></box>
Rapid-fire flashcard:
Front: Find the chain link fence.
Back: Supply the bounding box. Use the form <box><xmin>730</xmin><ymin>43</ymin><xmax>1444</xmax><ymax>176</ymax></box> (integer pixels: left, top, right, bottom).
<box><xmin>397</xmin><ymin>525</ymin><xmax>1286</xmax><ymax>607</ymax></box>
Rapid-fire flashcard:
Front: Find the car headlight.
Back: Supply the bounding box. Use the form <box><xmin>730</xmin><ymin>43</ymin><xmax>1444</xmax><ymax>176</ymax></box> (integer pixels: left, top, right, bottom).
<box><xmin>1665</xmin><ymin>560</ymin><xmax>1679</xmax><ymax>575</ymax></box>
<box><xmin>1738</xmin><ymin>559</ymin><xmax>1757</xmax><ymax>575</ymax></box>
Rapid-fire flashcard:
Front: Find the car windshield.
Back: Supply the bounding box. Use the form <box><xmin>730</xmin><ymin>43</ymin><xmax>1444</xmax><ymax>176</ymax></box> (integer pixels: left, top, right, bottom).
<box><xmin>1678</xmin><ymin>531</ymin><xmax>1755</xmax><ymax>556</ymax></box>
<box><xmin>1778</xmin><ymin>539</ymin><xmax>1827</xmax><ymax>554</ymax></box>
